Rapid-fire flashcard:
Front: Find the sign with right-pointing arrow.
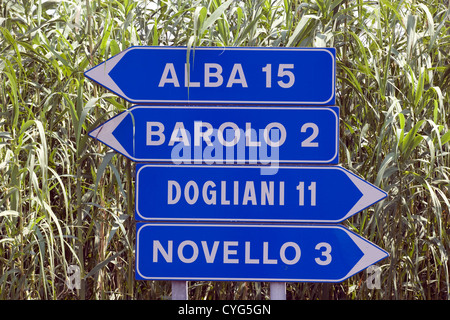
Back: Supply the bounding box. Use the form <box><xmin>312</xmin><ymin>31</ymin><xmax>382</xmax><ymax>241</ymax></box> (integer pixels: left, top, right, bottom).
<box><xmin>135</xmin><ymin>164</ymin><xmax>387</xmax><ymax>223</ymax></box>
<box><xmin>136</xmin><ymin>223</ymin><xmax>389</xmax><ymax>282</ymax></box>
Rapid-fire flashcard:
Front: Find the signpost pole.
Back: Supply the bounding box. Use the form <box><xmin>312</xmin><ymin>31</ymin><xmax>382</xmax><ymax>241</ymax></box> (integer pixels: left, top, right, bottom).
<box><xmin>171</xmin><ymin>281</ymin><xmax>188</xmax><ymax>300</ymax></box>
<box><xmin>270</xmin><ymin>282</ymin><xmax>286</xmax><ymax>300</ymax></box>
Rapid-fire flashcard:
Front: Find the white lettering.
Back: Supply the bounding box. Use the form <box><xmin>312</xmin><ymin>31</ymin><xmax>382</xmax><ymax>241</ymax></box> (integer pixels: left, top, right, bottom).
<box><xmin>194</xmin><ymin>121</ymin><xmax>213</xmax><ymax>147</ymax></box>
<box><xmin>160</xmin><ymin>62</ymin><xmax>294</xmax><ymax>90</ymax></box>
<box><xmin>233</xmin><ymin>181</ymin><xmax>239</xmax><ymax>205</ymax></box>
<box><xmin>218</xmin><ymin>122</ymin><xmax>240</xmax><ymax>147</ymax></box>
<box><xmin>226</xmin><ymin>63</ymin><xmax>248</xmax><ymax>87</ymax></box>
<box><xmin>242</xmin><ymin>181</ymin><xmax>257</xmax><ymax>205</ymax></box>
<box><xmin>168</xmin><ymin>122</ymin><xmax>190</xmax><ymax>146</ymax></box>
<box><xmin>277</xmin><ymin>64</ymin><xmax>295</xmax><ymax>88</ymax></box>
<box><xmin>184</xmin><ymin>63</ymin><xmax>200</xmax><ymax>87</ymax></box>
<box><xmin>263</xmin><ymin>242</ymin><xmax>277</xmax><ymax>264</ymax></box>
<box><xmin>203</xmin><ymin>181</ymin><xmax>216</xmax><ymax>205</ymax></box>
<box><xmin>146</xmin><ymin>122</ymin><xmax>165</xmax><ymax>146</ymax></box>
<box><xmin>224</xmin><ymin>241</ymin><xmax>239</xmax><ymax>264</ymax></box>
<box><xmin>245</xmin><ymin>241</ymin><xmax>260</xmax><ymax>264</ymax></box>
<box><xmin>185</xmin><ymin>181</ymin><xmax>199</xmax><ymax>204</ymax></box>
<box><xmin>150</xmin><ymin>120</ymin><xmax>285</xmax><ymax>171</ymax></box>
<box><xmin>280</xmin><ymin>242</ymin><xmax>301</xmax><ymax>265</ymax></box>
<box><xmin>178</xmin><ymin>240</ymin><xmax>198</xmax><ymax>263</ymax></box>
<box><xmin>261</xmin><ymin>181</ymin><xmax>274</xmax><ymax>205</ymax></box>
<box><xmin>202</xmin><ymin>241</ymin><xmax>219</xmax><ymax>263</ymax></box>
<box><xmin>158</xmin><ymin>63</ymin><xmax>180</xmax><ymax>87</ymax></box>
<box><xmin>279</xmin><ymin>181</ymin><xmax>285</xmax><ymax>206</ymax></box>
<box><xmin>153</xmin><ymin>240</ymin><xmax>173</xmax><ymax>262</ymax></box>
<box><xmin>221</xmin><ymin>181</ymin><xmax>230</xmax><ymax>205</ymax></box>
<box><xmin>153</xmin><ymin>240</ymin><xmax>303</xmax><ymax>266</ymax></box>
<box><xmin>315</xmin><ymin>242</ymin><xmax>332</xmax><ymax>266</ymax></box>
<box><xmin>167</xmin><ymin>180</ymin><xmax>181</xmax><ymax>204</ymax></box>
<box><xmin>263</xmin><ymin>122</ymin><xmax>286</xmax><ymax>147</ymax></box>
<box><xmin>205</xmin><ymin>63</ymin><xmax>223</xmax><ymax>87</ymax></box>
<box><xmin>166</xmin><ymin>180</ymin><xmax>286</xmax><ymax>206</ymax></box>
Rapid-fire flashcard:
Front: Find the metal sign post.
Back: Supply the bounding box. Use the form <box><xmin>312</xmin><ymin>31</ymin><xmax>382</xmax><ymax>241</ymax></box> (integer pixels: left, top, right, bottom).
<box><xmin>270</xmin><ymin>282</ymin><xmax>286</xmax><ymax>300</ymax></box>
<box><xmin>171</xmin><ymin>281</ymin><xmax>188</xmax><ymax>300</ymax></box>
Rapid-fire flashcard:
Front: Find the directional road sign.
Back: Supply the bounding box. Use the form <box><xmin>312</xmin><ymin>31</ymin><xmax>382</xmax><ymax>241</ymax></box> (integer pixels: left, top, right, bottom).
<box><xmin>89</xmin><ymin>105</ymin><xmax>339</xmax><ymax>164</ymax></box>
<box><xmin>84</xmin><ymin>46</ymin><xmax>336</xmax><ymax>105</ymax></box>
<box><xmin>135</xmin><ymin>164</ymin><xmax>387</xmax><ymax>223</ymax></box>
<box><xmin>135</xmin><ymin>223</ymin><xmax>389</xmax><ymax>282</ymax></box>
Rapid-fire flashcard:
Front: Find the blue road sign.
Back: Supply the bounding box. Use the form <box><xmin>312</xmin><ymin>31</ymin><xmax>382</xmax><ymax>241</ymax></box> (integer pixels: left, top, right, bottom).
<box><xmin>84</xmin><ymin>46</ymin><xmax>335</xmax><ymax>105</ymax></box>
<box><xmin>88</xmin><ymin>105</ymin><xmax>339</xmax><ymax>164</ymax></box>
<box><xmin>135</xmin><ymin>164</ymin><xmax>387</xmax><ymax>223</ymax></box>
<box><xmin>135</xmin><ymin>223</ymin><xmax>389</xmax><ymax>282</ymax></box>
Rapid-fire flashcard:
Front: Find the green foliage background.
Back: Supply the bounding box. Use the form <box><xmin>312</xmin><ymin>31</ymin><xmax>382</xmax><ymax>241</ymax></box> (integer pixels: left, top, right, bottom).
<box><xmin>0</xmin><ymin>0</ymin><xmax>449</xmax><ymax>300</ymax></box>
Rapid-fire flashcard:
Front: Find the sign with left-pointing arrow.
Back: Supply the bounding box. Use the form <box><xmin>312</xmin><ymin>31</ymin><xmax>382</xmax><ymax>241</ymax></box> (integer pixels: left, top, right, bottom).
<box><xmin>89</xmin><ymin>105</ymin><xmax>339</xmax><ymax>164</ymax></box>
<box><xmin>84</xmin><ymin>46</ymin><xmax>335</xmax><ymax>105</ymax></box>
<box><xmin>136</xmin><ymin>223</ymin><xmax>389</xmax><ymax>282</ymax></box>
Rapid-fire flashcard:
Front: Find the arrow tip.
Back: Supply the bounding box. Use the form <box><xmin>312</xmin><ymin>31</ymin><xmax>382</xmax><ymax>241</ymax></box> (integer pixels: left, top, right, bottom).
<box><xmin>84</xmin><ymin>50</ymin><xmax>129</xmax><ymax>99</ymax></box>
<box><xmin>342</xmin><ymin>169</ymin><xmax>387</xmax><ymax>220</ymax></box>
<box><xmin>88</xmin><ymin>111</ymin><xmax>132</xmax><ymax>159</ymax></box>
<box><xmin>342</xmin><ymin>229</ymin><xmax>389</xmax><ymax>280</ymax></box>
